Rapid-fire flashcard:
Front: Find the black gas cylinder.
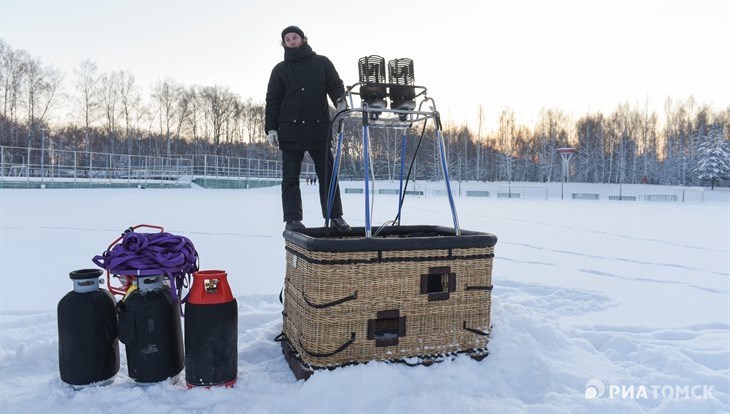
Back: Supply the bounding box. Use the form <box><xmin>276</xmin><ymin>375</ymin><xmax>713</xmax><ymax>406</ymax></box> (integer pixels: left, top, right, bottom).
<box><xmin>117</xmin><ymin>275</ymin><xmax>184</xmax><ymax>383</ymax></box>
<box><xmin>57</xmin><ymin>268</ymin><xmax>119</xmax><ymax>386</ymax></box>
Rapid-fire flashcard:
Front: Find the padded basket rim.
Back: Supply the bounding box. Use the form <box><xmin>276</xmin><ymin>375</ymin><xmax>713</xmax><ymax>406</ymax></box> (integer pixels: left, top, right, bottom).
<box><xmin>283</xmin><ymin>225</ymin><xmax>497</xmax><ymax>252</ymax></box>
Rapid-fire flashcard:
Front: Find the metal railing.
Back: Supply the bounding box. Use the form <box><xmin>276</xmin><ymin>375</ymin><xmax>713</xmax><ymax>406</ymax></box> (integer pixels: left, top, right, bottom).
<box><xmin>190</xmin><ymin>154</ymin><xmax>310</xmax><ymax>180</ymax></box>
<box><xmin>0</xmin><ymin>146</ymin><xmax>314</xmax><ymax>189</ymax></box>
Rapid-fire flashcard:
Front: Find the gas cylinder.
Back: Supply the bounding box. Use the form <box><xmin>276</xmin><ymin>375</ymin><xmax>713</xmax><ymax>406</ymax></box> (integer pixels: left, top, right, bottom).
<box><xmin>117</xmin><ymin>275</ymin><xmax>184</xmax><ymax>383</ymax></box>
<box><xmin>184</xmin><ymin>270</ymin><xmax>238</xmax><ymax>387</ymax></box>
<box><xmin>57</xmin><ymin>268</ymin><xmax>119</xmax><ymax>387</ymax></box>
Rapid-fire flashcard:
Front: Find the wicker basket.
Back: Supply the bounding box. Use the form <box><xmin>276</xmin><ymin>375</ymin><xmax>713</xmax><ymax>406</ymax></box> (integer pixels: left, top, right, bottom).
<box><xmin>279</xmin><ymin>225</ymin><xmax>497</xmax><ymax>379</ymax></box>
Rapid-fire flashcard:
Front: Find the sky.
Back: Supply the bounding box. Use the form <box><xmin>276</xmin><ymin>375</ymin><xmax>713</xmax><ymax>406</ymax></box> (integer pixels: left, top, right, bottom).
<box><xmin>1</xmin><ymin>0</ymin><xmax>729</xmax><ymax>132</ymax></box>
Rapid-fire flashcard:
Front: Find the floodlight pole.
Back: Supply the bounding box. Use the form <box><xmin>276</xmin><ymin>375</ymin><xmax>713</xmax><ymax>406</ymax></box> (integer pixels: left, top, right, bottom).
<box><xmin>557</xmin><ymin>148</ymin><xmax>576</xmax><ymax>200</ymax></box>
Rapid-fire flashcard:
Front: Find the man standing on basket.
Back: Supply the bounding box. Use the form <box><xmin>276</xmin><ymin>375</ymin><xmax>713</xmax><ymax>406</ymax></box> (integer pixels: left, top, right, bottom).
<box><xmin>265</xmin><ymin>25</ymin><xmax>350</xmax><ymax>232</ymax></box>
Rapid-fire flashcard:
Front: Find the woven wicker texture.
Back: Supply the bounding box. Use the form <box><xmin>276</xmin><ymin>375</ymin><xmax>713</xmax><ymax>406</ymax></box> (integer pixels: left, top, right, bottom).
<box><xmin>282</xmin><ymin>239</ymin><xmax>494</xmax><ymax>368</ymax></box>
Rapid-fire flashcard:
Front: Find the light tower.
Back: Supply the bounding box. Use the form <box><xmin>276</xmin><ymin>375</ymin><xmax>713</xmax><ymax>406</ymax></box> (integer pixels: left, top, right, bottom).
<box><xmin>557</xmin><ymin>147</ymin><xmax>576</xmax><ymax>199</ymax></box>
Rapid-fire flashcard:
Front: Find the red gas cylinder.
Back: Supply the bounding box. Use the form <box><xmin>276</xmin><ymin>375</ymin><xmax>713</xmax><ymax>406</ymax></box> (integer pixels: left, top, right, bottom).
<box><xmin>184</xmin><ymin>270</ymin><xmax>238</xmax><ymax>387</ymax></box>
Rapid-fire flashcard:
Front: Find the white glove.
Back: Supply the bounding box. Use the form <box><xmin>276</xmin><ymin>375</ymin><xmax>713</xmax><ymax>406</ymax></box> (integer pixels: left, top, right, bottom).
<box><xmin>267</xmin><ymin>130</ymin><xmax>278</xmax><ymax>146</ymax></box>
<box><xmin>336</xmin><ymin>98</ymin><xmax>347</xmax><ymax>113</ymax></box>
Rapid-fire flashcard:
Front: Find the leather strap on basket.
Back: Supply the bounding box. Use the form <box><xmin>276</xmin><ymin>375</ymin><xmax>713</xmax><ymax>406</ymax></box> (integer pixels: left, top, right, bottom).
<box><xmin>465</xmin><ymin>285</ymin><xmax>494</xmax><ymax>291</ymax></box>
<box><xmin>299</xmin><ymin>332</ymin><xmax>356</xmax><ymax>358</ymax></box>
<box><xmin>463</xmin><ymin>321</ymin><xmax>490</xmax><ymax>336</ymax></box>
<box><xmin>303</xmin><ymin>291</ymin><xmax>358</xmax><ymax>309</ymax></box>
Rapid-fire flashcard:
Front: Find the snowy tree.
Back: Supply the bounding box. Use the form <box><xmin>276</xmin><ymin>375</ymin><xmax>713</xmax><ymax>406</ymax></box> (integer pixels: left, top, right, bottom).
<box><xmin>695</xmin><ymin>124</ymin><xmax>729</xmax><ymax>189</ymax></box>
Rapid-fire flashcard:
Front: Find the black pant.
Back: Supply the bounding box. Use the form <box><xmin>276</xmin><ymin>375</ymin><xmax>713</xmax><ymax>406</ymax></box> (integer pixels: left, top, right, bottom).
<box><xmin>281</xmin><ymin>149</ymin><xmax>343</xmax><ymax>222</ymax></box>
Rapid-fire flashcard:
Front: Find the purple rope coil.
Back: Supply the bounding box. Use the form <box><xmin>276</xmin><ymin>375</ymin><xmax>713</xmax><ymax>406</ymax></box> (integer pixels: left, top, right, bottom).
<box><xmin>92</xmin><ymin>228</ymin><xmax>199</xmax><ymax>304</ymax></box>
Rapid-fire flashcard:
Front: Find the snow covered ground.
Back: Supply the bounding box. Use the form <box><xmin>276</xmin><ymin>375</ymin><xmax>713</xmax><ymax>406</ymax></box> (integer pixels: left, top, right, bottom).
<box><xmin>1</xmin><ymin>181</ymin><xmax>728</xmax><ymax>414</ymax></box>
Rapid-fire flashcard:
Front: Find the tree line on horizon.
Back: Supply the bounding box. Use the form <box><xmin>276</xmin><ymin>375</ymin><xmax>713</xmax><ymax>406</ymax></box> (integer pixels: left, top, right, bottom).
<box><xmin>1</xmin><ymin>38</ymin><xmax>728</xmax><ymax>187</ymax></box>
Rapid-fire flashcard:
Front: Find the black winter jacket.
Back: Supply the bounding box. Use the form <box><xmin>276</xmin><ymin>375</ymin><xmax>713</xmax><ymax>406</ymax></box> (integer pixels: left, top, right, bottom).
<box><xmin>265</xmin><ymin>43</ymin><xmax>345</xmax><ymax>151</ymax></box>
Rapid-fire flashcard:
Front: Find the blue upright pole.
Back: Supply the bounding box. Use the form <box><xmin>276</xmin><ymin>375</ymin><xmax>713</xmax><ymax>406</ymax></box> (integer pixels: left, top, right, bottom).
<box><xmin>363</xmin><ymin>125</ymin><xmax>372</xmax><ymax>238</ymax></box>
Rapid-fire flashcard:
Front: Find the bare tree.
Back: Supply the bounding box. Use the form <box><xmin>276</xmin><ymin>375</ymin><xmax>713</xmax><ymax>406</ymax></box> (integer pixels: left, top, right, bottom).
<box><xmin>663</xmin><ymin>97</ymin><xmax>698</xmax><ymax>185</ymax></box>
<box><xmin>606</xmin><ymin>103</ymin><xmax>630</xmax><ymax>184</ymax></box>
<box><xmin>241</xmin><ymin>98</ymin><xmax>265</xmax><ymax>144</ymax></box>
<box><xmin>496</xmin><ymin>108</ymin><xmax>516</xmax><ymax>182</ymax></box>
<box><xmin>72</xmin><ymin>60</ymin><xmax>100</xmax><ymax>152</ymax></box>
<box><xmin>98</xmin><ymin>70</ymin><xmax>123</xmax><ymax>153</ymax></box>
<box><xmin>0</xmin><ymin>41</ymin><xmax>29</xmax><ymax>145</ymax></box>
<box><xmin>534</xmin><ymin>108</ymin><xmax>569</xmax><ymax>182</ymax></box>
<box><xmin>182</xmin><ymin>85</ymin><xmax>202</xmax><ymax>143</ymax></box>
<box><xmin>513</xmin><ymin>125</ymin><xmax>533</xmax><ymax>181</ymax></box>
<box><xmin>637</xmin><ymin>98</ymin><xmax>659</xmax><ymax>183</ymax></box>
<box><xmin>118</xmin><ymin>70</ymin><xmax>141</xmax><ymax>154</ymax></box>
<box><xmin>575</xmin><ymin>113</ymin><xmax>607</xmax><ymax>183</ymax></box>
<box><xmin>475</xmin><ymin>104</ymin><xmax>485</xmax><ymax>181</ymax></box>
<box><xmin>173</xmin><ymin>86</ymin><xmax>192</xmax><ymax>152</ymax></box>
<box><xmin>200</xmin><ymin>85</ymin><xmax>237</xmax><ymax>154</ymax></box>
<box><xmin>24</xmin><ymin>56</ymin><xmax>61</xmax><ymax>147</ymax></box>
<box><xmin>152</xmin><ymin>78</ymin><xmax>182</xmax><ymax>156</ymax></box>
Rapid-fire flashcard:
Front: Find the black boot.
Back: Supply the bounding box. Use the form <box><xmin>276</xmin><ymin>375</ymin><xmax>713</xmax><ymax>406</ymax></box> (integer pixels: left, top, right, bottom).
<box><xmin>330</xmin><ymin>217</ymin><xmax>351</xmax><ymax>231</ymax></box>
<box><xmin>285</xmin><ymin>220</ymin><xmax>305</xmax><ymax>231</ymax></box>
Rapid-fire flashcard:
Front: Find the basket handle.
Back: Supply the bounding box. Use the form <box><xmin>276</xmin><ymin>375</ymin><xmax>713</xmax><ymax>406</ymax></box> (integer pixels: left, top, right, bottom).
<box><xmin>299</xmin><ymin>332</ymin><xmax>356</xmax><ymax>358</ymax></box>
<box><xmin>302</xmin><ymin>290</ymin><xmax>358</xmax><ymax>309</ymax></box>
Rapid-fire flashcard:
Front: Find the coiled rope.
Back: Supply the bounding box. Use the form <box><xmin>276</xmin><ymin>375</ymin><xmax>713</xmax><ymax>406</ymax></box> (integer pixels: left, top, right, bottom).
<box><xmin>92</xmin><ymin>228</ymin><xmax>199</xmax><ymax>305</ymax></box>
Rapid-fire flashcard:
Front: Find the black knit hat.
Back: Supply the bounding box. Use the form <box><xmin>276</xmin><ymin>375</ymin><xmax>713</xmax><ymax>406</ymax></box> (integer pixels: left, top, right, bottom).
<box><xmin>281</xmin><ymin>25</ymin><xmax>305</xmax><ymax>41</ymax></box>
